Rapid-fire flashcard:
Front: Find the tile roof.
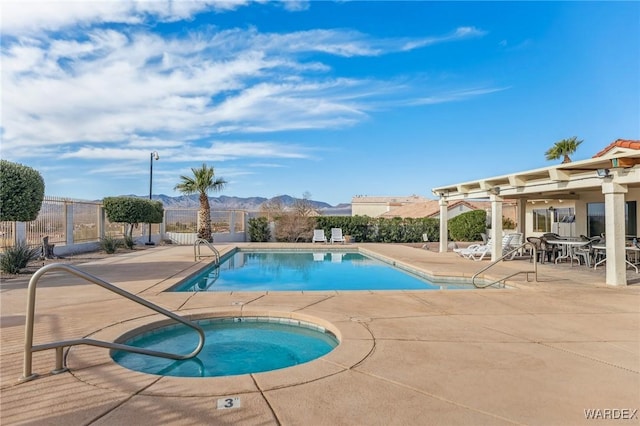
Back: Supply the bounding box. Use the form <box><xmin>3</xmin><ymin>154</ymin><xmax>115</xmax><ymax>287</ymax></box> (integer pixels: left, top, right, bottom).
<box><xmin>592</xmin><ymin>139</ymin><xmax>640</xmax><ymax>158</ymax></box>
<box><xmin>351</xmin><ymin>195</ymin><xmax>429</xmax><ymax>204</ymax></box>
<box><xmin>380</xmin><ymin>200</ymin><xmax>517</xmax><ymax>219</ymax></box>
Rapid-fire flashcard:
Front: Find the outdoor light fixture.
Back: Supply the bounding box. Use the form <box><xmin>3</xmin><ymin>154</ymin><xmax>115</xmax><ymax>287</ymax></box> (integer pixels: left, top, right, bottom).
<box><xmin>146</xmin><ymin>151</ymin><xmax>160</xmax><ymax>245</ymax></box>
<box><xmin>596</xmin><ymin>168</ymin><xmax>611</xmax><ymax>178</ymax></box>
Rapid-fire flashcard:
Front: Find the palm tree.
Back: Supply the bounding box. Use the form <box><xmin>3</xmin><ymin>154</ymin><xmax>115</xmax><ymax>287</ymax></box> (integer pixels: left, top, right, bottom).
<box><xmin>545</xmin><ymin>136</ymin><xmax>583</xmax><ymax>164</ymax></box>
<box><xmin>174</xmin><ymin>163</ymin><xmax>226</xmax><ymax>241</ymax></box>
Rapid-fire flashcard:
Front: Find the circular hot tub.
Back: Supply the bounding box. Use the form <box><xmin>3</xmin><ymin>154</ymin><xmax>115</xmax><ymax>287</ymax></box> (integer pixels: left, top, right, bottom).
<box><xmin>111</xmin><ymin>316</ymin><xmax>339</xmax><ymax>377</ymax></box>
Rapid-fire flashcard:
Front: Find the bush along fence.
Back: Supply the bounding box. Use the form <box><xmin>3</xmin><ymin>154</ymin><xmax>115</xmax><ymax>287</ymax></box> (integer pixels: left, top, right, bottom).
<box><xmin>248</xmin><ymin>216</ymin><xmax>442</xmax><ymax>243</ymax></box>
<box><xmin>315</xmin><ymin>216</ymin><xmax>441</xmax><ymax>243</ymax></box>
<box><xmin>249</xmin><ymin>210</ymin><xmax>493</xmax><ymax>244</ymax></box>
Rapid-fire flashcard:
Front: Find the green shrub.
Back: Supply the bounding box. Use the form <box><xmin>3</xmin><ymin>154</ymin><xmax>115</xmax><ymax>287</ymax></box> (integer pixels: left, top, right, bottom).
<box><xmin>248</xmin><ymin>217</ymin><xmax>271</xmax><ymax>242</ymax></box>
<box><xmin>0</xmin><ymin>160</ymin><xmax>45</xmax><ymax>222</ymax></box>
<box><xmin>0</xmin><ymin>242</ymin><xmax>40</xmax><ymax>274</ymax></box>
<box><xmin>103</xmin><ymin>197</ymin><xmax>164</xmax><ymax>237</ymax></box>
<box><xmin>100</xmin><ymin>235</ymin><xmax>123</xmax><ymax>254</ymax></box>
<box><xmin>313</xmin><ymin>215</ymin><xmax>440</xmax><ymax>243</ymax></box>
<box><xmin>448</xmin><ymin>210</ymin><xmax>486</xmax><ymax>241</ymax></box>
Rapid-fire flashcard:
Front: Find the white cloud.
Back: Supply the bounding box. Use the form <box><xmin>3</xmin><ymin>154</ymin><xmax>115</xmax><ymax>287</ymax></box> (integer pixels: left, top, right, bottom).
<box><xmin>407</xmin><ymin>87</ymin><xmax>510</xmax><ymax>106</ymax></box>
<box><xmin>1</xmin><ymin>6</ymin><xmax>496</xmax><ymax>171</ymax></box>
<box><xmin>0</xmin><ymin>0</ymin><xmax>252</xmax><ymax>36</ymax></box>
<box><xmin>401</xmin><ymin>26</ymin><xmax>487</xmax><ymax>51</ymax></box>
<box><xmin>2</xmin><ymin>26</ymin><xmax>398</xmax><ymax>153</ymax></box>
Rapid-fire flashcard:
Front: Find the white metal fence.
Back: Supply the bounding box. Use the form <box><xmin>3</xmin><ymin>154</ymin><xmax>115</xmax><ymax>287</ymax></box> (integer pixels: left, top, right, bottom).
<box><xmin>0</xmin><ymin>197</ymin><xmax>248</xmax><ymax>251</ymax></box>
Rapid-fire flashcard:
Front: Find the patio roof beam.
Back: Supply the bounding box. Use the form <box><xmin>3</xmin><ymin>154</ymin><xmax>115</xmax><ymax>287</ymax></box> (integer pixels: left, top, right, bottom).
<box><xmin>508</xmin><ymin>175</ymin><xmax>527</xmax><ymax>187</ymax></box>
<box><xmin>548</xmin><ymin>169</ymin><xmax>571</xmax><ymax>181</ymax></box>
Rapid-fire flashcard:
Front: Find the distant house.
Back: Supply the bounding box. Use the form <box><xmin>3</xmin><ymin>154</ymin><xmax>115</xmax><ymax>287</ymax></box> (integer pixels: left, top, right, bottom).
<box><xmin>351</xmin><ymin>195</ymin><xmax>429</xmax><ymax>217</ymax></box>
<box><xmin>352</xmin><ymin>195</ymin><xmax>516</xmax><ymax>225</ymax></box>
<box><xmin>379</xmin><ymin>199</ymin><xmax>517</xmax><ymax>224</ymax></box>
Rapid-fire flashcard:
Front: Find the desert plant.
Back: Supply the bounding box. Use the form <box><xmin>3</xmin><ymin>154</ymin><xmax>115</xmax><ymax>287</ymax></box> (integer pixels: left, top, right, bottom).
<box><xmin>274</xmin><ymin>212</ymin><xmax>315</xmax><ymax>242</ymax></box>
<box><xmin>248</xmin><ymin>217</ymin><xmax>271</xmax><ymax>242</ymax></box>
<box><xmin>100</xmin><ymin>235</ymin><xmax>123</xmax><ymax>254</ymax></box>
<box><xmin>0</xmin><ymin>242</ymin><xmax>40</xmax><ymax>274</ymax></box>
<box><xmin>123</xmin><ymin>235</ymin><xmax>136</xmax><ymax>249</ymax></box>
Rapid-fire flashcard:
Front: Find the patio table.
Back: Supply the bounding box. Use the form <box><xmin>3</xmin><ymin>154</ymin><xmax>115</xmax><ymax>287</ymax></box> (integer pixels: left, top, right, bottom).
<box><xmin>592</xmin><ymin>244</ymin><xmax>640</xmax><ymax>273</ymax></box>
<box><xmin>546</xmin><ymin>239</ymin><xmax>590</xmax><ymax>267</ymax></box>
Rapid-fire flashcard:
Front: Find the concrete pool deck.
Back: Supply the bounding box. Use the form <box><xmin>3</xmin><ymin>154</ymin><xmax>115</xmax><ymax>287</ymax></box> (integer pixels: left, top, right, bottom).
<box><xmin>1</xmin><ymin>243</ymin><xmax>638</xmax><ymax>425</ymax></box>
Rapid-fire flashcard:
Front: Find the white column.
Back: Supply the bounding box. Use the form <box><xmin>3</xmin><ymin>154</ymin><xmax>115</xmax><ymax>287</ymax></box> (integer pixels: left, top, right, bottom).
<box><xmin>98</xmin><ymin>206</ymin><xmax>105</xmax><ymax>239</ymax></box>
<box><xmin>516</xmin><ymin>199</ymin><xmax>526</xmax><ymax>237</ymax></box>
<box><xmin>229</xmin><ymin>211</ymin><xmax>236</xmax><ymax>238</ymax></box>
<box><xmin>15</xmin><ymin>222</ymin><xmax>27</xmax><ymax>244</ymax></box>
<box><xmin>160</xmin><ymin>209</ymin><xmax>166</xmax><ymax>241</ymax></box>
<box><xmin>490</xmin><ymin>194</ymin><xmax>503</xmax><ymax>261</ymax></box>
<box><xmin>439</xmin><ymin>198</ymin><xmax>448</xmax><ymax>252</ymax></box>
<box><xmin>66</xmin><ymin>202</ymin><xmax>74</xmax><ymax>245</ymax></box>
<box><xmin>602</xmin><ymin>180</ymin><xmax>628</xmax><ymax>286</ymax></box>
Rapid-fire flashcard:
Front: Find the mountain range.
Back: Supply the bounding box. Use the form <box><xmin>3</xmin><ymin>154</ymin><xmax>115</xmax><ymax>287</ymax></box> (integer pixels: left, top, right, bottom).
<box><xmin>134</xmin><ymin>194</ymin><xmax>352</xmax><ymax>216</ymax></box>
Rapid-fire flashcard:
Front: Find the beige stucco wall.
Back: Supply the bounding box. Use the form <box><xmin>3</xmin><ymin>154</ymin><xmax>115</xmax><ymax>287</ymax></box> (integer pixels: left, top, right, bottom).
<box><xmin>351</xmin><ymin>203</ymin><xmax>391</xmax><ymax>217</ymax></box>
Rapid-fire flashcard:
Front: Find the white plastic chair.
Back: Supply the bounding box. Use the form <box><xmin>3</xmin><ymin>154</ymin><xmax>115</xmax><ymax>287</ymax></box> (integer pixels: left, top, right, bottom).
<box><xmin>330</xmin><ymin>228</ymin><xmax>345</xmax><ymax>244</ymax></box>
<box><xmin>312</xmin><ymin>229</ymin><xmax>327</xmax><ymax>243</ymax></box>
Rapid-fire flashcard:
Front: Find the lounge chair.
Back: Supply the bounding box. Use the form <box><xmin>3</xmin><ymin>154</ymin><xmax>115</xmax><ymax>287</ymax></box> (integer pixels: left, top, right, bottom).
<box><xmin>453</xmin><ymin>239</ymin><xmax>492</xmax><ymax>257</ymax></box>
<box><xmin>330</xmin><ymin>228</ymin><xmax>345</xmax><ymax>244</ymax></box>
<box><xmin>312</xmin><ymin>229</ymin><xmax>327</xmax><ymax>243</ymax></box>
<box><xmin>465</xmin><ymin>233</ymin><xmax>522</xmax><ymax>261</ymax></box>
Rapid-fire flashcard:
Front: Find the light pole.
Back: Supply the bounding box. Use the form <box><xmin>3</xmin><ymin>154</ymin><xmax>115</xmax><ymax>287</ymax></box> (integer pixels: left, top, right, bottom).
<box><xmin>146</xmin><ymin>151</ymin><xmax>159</xmax><ymax>245</ymax></box>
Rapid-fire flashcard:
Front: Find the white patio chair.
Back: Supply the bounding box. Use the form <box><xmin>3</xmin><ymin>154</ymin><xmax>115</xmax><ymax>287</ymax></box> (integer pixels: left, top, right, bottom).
<box><xmin>330</xmin><ymin>228</ymin><xmax>345</xmax><ymax>244</ymax></box>
<box><xmin>312</xmin><ymin>229</ymin><xmax>327</xmax><ymax>243</ymax></box>
<box><xmin>453</xmin><ymin>239</ymin><xmax>492</xmax><ymax>257</ymax></box>
<box><xmin>467</xmin><ymin>234</ymin><xmax>521</xmax><ymax>261</ymax></box>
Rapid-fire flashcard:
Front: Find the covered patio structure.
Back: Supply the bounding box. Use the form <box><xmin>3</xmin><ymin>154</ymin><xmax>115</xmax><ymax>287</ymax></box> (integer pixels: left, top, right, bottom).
<box><xmin>432</xmin><ymin>139</ymin><xmax>640</xmax><ymax>286</ymax></box>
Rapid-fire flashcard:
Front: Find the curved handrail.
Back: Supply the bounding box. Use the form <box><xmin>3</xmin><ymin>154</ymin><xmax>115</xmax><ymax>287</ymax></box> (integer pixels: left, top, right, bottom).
<box><xmin>194</xmin><ymin>238</ymin><xmax>220</xmax><ymax>264</ymax></box>
<box><xmin>22</xmin><ymin>263</ymin><xmax>205</xmax><ymax>381</ymax></box>
<box><xmin>472</xmin><ymin>241</ymin><xmax>538</xmax><ymax>288</ymax></box>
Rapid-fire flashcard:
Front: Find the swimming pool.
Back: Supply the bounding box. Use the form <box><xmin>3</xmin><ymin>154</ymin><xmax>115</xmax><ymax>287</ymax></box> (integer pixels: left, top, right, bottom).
<box><xmin>171</xmin><ymin>250</ymin><xmax>482</xmax><ymax>292</ymax></box>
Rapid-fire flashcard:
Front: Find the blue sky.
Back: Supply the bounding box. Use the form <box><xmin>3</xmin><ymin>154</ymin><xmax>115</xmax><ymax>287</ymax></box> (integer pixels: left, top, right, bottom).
<box><xmin>1</xmin><ymin>1</ymin><xmax>638</xmax><ymax>206</ymax></box>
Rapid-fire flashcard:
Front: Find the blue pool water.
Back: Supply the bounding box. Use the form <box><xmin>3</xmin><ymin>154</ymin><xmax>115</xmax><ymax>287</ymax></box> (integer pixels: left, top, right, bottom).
<box><xmin>172</xmin><ymin>250</ymin><xmax>475</xmax><ymax>292</ymax></box>
<box><xmin>112</xmin><ymin>317</ymin><xmax>338</xmax><ymax>377</ymax></box>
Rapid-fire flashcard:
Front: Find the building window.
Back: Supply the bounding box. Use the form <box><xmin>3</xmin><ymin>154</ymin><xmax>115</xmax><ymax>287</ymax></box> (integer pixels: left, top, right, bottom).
<box><xmin>533</xmin><ymin>207</ymin><xmax>574</xmax><ymax>233</ymax></box>
<box><xmin>533</xmin><ymin>209</ymin><xmax>551</xmax><ymax>232</ymax></box>
<box><xmin>587</xmin><ymin>201</ymin><xmax>637</xmax><ymax>237</ymax></box>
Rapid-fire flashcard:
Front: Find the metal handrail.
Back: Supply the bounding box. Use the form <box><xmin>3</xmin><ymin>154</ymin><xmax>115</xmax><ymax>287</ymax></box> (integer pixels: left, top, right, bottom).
<box><xmin>21</xmin><ymin>263</ymin><xmax>205</xmax><ymax>382</ymax></box>
<box><xmin>194</xmin><ymin>238</ymin><xmax>220</xmax><ymax>263</ymax></box>
<box><xmin>472</xmin><ymin>241</ymin><xmax>538</xmax><ymax>288</ymax></box>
